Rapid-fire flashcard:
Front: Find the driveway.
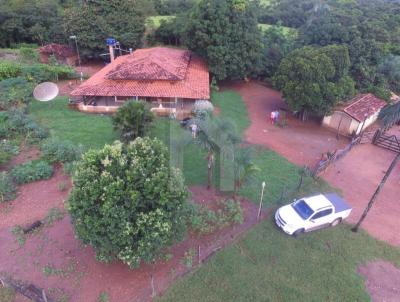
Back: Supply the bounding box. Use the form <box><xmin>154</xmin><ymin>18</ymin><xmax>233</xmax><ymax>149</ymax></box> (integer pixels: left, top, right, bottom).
<box><xmin>226</xmin><ymin>81</ymin><xmax>348</xmax><ymax>166</ymax></box>
<box><xmin>322</xmin><ymin>143</ymin><xmax>400</xmax><ymax>246</ymax></box>
<box><xmin>229</xmin><ymin>81</ymin><xmax>400</xmax><ymax>246</ymax></box>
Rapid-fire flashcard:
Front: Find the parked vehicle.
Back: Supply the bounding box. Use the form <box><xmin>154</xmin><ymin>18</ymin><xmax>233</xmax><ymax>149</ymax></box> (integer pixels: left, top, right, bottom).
<box><xmin>275</xmin><ymin>193</ymin><xmax>352</xmax><ymax>236</ymax></box>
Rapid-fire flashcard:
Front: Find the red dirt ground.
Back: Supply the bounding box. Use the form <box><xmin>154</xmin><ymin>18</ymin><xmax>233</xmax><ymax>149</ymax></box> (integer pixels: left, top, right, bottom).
<box><xmin>0</xmin><ymin>165</ymin><xmax>72</xmax><ymax>230</ymax></box>
<box><xmin>322</xmin><ymin>143</ymin><xmax>400</xmax><ymax>246</ymax></box>
<box><xmin>0</xmin><ymin>184</ymin><xmax>267</xmax><ymax>302</ymax></box>
<box><xmin>228</xmin><ymin>81</ymin><xmax>400</xmax><ymax>247</ymax></box>
<box><xmin>225</xmin><ymin>81</ymin><xmax>349</xmax><ymax>166</ymax></box>
<box><xmin>0</xmin><ymin>145</ymin><xmax>40</xmax><ymax>172</ymax></box>
<box><xmin>358</xmin><ymin>260</ymin><xmax>400</xmax><ymax>301</ymax></box>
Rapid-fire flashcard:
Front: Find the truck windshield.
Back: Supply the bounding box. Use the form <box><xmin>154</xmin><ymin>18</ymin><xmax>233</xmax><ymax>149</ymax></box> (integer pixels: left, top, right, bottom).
<box><xmin>292</xmin><ymin>200</ymin><xmax>314</xmax><ymax>220</ymax></box>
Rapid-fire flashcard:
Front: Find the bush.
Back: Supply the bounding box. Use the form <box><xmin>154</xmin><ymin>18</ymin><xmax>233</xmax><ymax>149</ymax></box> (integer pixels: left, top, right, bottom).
<box><xmin>68</xmin><ymin>138</ymin><xmax>189</xmax><ymax>268</ymax></box>
<box><xmin>189</xmin><ymin>199</ymin><xmax>244</xmax><ymax>235</ymax></box>
<box><xmin>0</xmin><ymin>61</ymin><xmax>21</xmax><ymax>80</ymax></box>
<box><xmin>11</xmin><ymin>160</ymin><xmax>53</xmax><ymax>184</ymax></box>
<box><xmin>41</xmin><ymin>137</ymin><xmax>83</xmax><ymax>163</ymax></box>
<box><xmin>2</xmin><ymin>109</ymin><xmax>48</xmax><ymax>140</ymax></box>
<box><xmin>0</xmin><ymin>172</ymin><xmax>16</xmax><ymax>202</ymax></box>
<box><xmin>0</xmin><ymin>77</ymin><xmax>34</xmax><ymax>110</ymax></box>
<box><xmin>19</xmin><ymin>47</ymin><xmax>39</xmax><ymax>63</ymax></box>
<box><xmin>63</xmin><ymin>161</ymin><xmax>77</xmax><ymax>176</ymax></box>
<box><xmin>0</xmin><ymin>139</ymin><xmax>19</xmax><ymax>165</ymax></box>
<box><xmin>21</xmin><ymin>63</ymin><xmax>75</xmax><ymax>82</ymax></box>
<box><xmin>112</xmin><ymin>101</ymin><xmax>154</xmax><ymax>142</ymax></box>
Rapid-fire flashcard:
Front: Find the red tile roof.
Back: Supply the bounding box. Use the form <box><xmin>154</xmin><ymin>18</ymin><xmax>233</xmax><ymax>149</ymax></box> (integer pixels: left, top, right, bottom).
<box><xmin>343</xmin><ymin>93</ymin><xmax>387</xmax><ymax>122</ymax></box>
<box><xmin>71</xmin><ymin>47</ymin><xmax>210</xmax><ymax>100</ymax></box>
<box><xmin>39</xmin><ymin>43</ymin><xmax>76</xmax><ymax>57</ymax></box>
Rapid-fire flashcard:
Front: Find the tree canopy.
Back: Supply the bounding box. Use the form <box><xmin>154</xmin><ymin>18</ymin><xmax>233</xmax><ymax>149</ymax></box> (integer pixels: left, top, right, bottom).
<box><xmin>68</xmin><ymin>138</ymin><xmax>189</xmax><ymax>268</ymax></box>
<box><xmin>273</xmin><ymin>45</ymin><xmax>355</xmax><ymax>117</ymax></box>
<box><xmin>185</xmin><ymin>0</ymin><xmax>262</xmax><ymax>80</ymax></box>
<box><xmin>64</xmin><ymin>0</ymin><xmax>146</xmax><ymax>59</ymax></box>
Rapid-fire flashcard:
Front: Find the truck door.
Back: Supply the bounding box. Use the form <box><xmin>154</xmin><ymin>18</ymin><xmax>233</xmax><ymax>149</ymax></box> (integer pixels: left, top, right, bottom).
<box><xmin>306</xmin><ymin>208</ymin><xmax>333</xmax><ymax>231</ymax></box>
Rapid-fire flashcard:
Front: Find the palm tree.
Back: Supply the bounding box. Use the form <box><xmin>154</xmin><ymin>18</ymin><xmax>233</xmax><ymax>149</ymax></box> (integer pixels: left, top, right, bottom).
<box><xmin>233</xmin><ymin>146</ymin><xmax>260</xmax><ymax>198</ymax></box>
<box><xmin>379</xmin><ymin>102</ymin><xmax>400</xmax><ymax>129</ymax></box>
<box><xmin>195</xmin><ymin>114</ymin><xmax>240</xmax><ymax>189</ymax></box>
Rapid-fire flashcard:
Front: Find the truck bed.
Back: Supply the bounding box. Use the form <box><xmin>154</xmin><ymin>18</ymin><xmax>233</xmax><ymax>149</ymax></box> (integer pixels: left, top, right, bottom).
<box><xmin>324</xmin><ymin>193</ymin><xmax>352</xmax><ymax>213</ymax></box>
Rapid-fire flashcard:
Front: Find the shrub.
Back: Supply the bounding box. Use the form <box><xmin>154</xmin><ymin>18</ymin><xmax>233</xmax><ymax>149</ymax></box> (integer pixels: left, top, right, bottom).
<box><xmin>0</xmin><ymin>61</ymin><xmax>21</xmax><ymax>80</ymax></box>
<box><xmin>19</xmin><ymin>47</ymin><xmax>39</xmax><ymax>63</ymax></box>
<box><xmin>68</xmin><ymin>138</ymin><xmax>189</xmax><ymax>268</ymax></box>
<box><xmin>41</xmin><ymin>137</ymin><xmax>83</xmax><ymax>163</ymax></box>
<box><xmin>0</xmin><ymin>77</ymin><xmax>34</xmax><ymax>110</ymax></box>
<box><xmin>0</xmin><ymin>139</ymin><xmax>19</xmax><ymax>165</ymax></box>
<box><xmin>11</xmin><ymin>160</ymin><xmax>53</xmax><ymax>184</ymax></box>
<box><xmin>112</xmin><ymin>101</ymin><xmax>154</xmax><ymax>142</ymax></box>
<box><xmin>0</xmin><ymin>172</ymin><xmax>16</xmax><ymax>202</ymax></box>
<box><xmin>21</xmin><ymin>63</ymin><xmax>75</xmax><ymax>82</ymax></box>
<box><xmin>189</xmin><ymin>199</ymin><xmax>244</xmax><ymax>235</ymax></box>
<box><xmin>2</xmin><ymin>109</ymin><xmax>48</xmax><ymax>140</ymax></box>
<box><xmin>63</xmin><ymin>161</ymin><xmax>77</xmax><ymax>176</ymax></box>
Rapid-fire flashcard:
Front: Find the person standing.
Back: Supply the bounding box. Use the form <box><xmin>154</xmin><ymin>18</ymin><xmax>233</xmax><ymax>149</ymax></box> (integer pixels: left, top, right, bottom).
<box><xmin>275</xmin><ymin>109</ymin><xmax>280</xmax><ymax>125</ymax></box>
<box><xmin>190</xmin><ymin>123</ymin><xmax>198</xmax><ymax>138</ymax></box>
<box><xmin>270</xmin><ymin>110</ymin><xmax>275</xmax><ymax>125</ymax></box>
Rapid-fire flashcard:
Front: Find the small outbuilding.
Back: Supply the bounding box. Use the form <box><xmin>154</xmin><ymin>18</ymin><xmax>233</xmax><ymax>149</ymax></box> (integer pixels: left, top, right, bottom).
<box><xmin>39</xmin><ymin>43</ymin><xmax>78</xmax><ymax>66</ymax></box>
<box><xmin>322</xmin><ymin>93</ymin><xmax>387</xmax><ymax>136</ymax></box>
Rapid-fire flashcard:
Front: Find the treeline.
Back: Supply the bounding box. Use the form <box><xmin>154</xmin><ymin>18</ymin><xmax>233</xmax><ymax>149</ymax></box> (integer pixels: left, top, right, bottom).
<box><xmin>1</xmin><ymin>0</ymin><xmax>400</xmax><ymax>116</ymax></box>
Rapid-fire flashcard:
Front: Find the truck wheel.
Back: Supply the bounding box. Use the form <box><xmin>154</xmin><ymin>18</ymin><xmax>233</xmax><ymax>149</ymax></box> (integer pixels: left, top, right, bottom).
<box><xmin>331</xmin><ymin>218</ymin><xmax>342</xmax><ymax>227</ymax></box>
<box><xmin>293</xmin><ymin>229</ymin><xmax>304</xmax><ymax>237</ymax></box>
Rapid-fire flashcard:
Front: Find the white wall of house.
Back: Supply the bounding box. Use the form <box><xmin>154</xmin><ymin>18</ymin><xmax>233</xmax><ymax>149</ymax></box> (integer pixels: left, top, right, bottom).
<box><xmin>323</xmin><ymin>110</ymin><xmax>381</xmax><ymax>136</ymax></box>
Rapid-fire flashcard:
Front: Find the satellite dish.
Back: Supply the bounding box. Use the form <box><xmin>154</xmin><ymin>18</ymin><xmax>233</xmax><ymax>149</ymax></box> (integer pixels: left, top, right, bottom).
<box><xmin>33</xmin><ymin>82</ymin><xmax>59</xmax><ymax>102</ymax></box>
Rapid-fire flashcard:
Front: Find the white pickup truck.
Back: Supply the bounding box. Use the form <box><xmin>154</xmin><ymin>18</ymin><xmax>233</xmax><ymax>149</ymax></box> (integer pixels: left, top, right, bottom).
<box><xmin>275</xmin><ymin>193</ymin><xmax>352</xmax><ymax>236</ymax></box>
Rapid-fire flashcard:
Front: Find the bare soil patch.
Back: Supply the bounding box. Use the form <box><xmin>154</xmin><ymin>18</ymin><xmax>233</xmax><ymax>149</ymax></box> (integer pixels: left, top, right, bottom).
<box><xmin>0</xmin><ymin>145</ymin><xmax>40</xmax><ymax>172</ymax></box>
<box><xmin>358</xmin><ymin>260</ymin><xmax>400</xmax><ymax>302</ymax></box>
<box><xmin>322</xmin><ymin>143</ymin><xmax>400</xmax><ymax>246</ymax></box>
<box><xmin>0</xmin><ymin>165</ymin><xmax>71</xmax><ymax>230</ymax></box>
<box><xmin>0</xmin><ymin>184</ymin><xmax>266</xmax><ymax>302</ymax></box>
<box><xmin>225</xmin><ymin>81</ymin><xmax>348</xmax><ymax>166</ymax></box>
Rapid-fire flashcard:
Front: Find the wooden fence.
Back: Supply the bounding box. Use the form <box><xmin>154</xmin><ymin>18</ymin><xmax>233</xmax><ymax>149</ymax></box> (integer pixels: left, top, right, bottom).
<box><xmin>311</xmin><ymin>136</ymin><xmax>361</xmax><ymax>177</ymax></box>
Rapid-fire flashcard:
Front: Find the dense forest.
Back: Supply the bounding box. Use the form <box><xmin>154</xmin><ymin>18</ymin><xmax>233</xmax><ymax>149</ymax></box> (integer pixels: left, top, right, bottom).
<box><xmin>1</xmin><ymin>0</ymin><xmax>400</xmax><ymax>116</ymax></box>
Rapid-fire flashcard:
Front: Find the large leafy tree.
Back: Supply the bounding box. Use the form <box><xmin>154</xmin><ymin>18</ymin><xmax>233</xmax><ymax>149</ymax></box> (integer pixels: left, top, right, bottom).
<box><xmin>64</xmin><ymin>0</ymin><xmax>147</xmax><ymax>58</ymax></box>
<box><xmin>273</xmin><ymin>45</ymin><xmax>355</xmax><ymax>117</ymax></box>
<box><xmin>185</xmin><ymin>0</ymin><xmax>262</xmax><ymax>80</ymax></box>
<box><xmin>68</xmin><ymin>138</ymin><xmax>189</xmax><ymax>268</ymax></box>
<box><xmin>0</xmin><ymin>0</ymin><xmax>64</xmax><ymax>47</ymax></box>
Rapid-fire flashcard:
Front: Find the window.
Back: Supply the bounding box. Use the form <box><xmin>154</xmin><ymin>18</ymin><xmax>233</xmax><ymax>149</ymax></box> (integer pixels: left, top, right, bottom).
<box><xmin>292</xmin><ymin>200</ymin><xmax>314</xmax><ymax>220</ymax></box>
<box><xmin>311</xmin><ymin>209</ymin><xmax>333</xmax><ymax>220</ymax></box>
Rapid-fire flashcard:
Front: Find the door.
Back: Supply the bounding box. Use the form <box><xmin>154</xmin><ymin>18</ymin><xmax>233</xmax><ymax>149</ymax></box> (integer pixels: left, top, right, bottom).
<box><xmin>305</xmin><ymin>208</ymin><xmax>333</xmax><ymax>232</ymax></box>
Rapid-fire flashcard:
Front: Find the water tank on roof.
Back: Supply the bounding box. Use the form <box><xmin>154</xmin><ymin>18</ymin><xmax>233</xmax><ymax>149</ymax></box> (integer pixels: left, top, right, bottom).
<box><xmin>106</xmin><ymin>38</ymin><xmax>116</xmax><ymax>46</ymax></box>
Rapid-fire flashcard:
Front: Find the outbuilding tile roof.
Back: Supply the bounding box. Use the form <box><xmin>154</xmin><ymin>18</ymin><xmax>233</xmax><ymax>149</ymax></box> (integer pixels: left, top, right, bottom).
<box><xmin>71</xmin><ymin>47</ymin><xmax>209</xmax><ymax>100</ymax></box>
<box><xmin>343</xmin><ymin>93</ymin><xmax>387</xmax><ymax>122</ymax></box>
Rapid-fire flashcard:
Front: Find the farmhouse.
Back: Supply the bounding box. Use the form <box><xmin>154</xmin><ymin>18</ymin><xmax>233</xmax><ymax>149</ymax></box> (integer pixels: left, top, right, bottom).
<box><xmin>39</xmin><ymin>43</ymin><xmax>78</xmax><ymax>66</ymax></box>
<box><xmin>322</xmin><ymin>93</ymin><xmax>387</xmax><ymax>136</ymax></box>
<box><xmin>70</xmin><ymin>47</ymin><xmax>210</xmax><ymax>118</ymax></box>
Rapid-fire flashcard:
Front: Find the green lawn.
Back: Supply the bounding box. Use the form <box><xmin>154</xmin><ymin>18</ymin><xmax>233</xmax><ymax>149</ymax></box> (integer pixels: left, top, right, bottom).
<box><xmin>258</xmin><ymin>23</ymin><xmax>298</xmax><ymax>38</ymax></box>
<box><xmin>29</xmin><ymin>97</ymin><xmax>118</xmax><ymax>149</ymax></box>
<box><xmin>159</xmin><ymin>221</ymin><xmax>400</xmax><ymax>302</ymax></box>
<box><xmin>146</xmin><ymin>15</ymin><xmax>176</xmax><ymax>30</ymax></box>
<box><xmin>27</xmin><ymin>91</ymin><xmax>400</xmax><ymax>302</ymax></box>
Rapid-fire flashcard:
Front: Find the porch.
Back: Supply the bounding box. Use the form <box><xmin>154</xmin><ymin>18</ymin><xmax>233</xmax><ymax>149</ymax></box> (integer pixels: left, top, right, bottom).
<box><xmin>69</xmin><ymin>96</ymin><xmax>195</xmax><ymax>119</ymax></box>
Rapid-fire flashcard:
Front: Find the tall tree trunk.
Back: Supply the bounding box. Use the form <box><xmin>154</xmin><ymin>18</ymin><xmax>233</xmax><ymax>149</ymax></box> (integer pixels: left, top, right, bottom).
<box><xmin>207</xmin><ymin>152</ymin><xmax>213</xmax><ymax>190</ymax></box>
<box><xmin>352</xmin><ymin>153</ymin><xmax>400</xmax><ymax>232</ymax></box>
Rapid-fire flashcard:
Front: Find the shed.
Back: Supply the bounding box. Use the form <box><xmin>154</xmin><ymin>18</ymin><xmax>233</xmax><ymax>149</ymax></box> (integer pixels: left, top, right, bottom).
<box><xmin>322</xmin><ymin>93</ymin><xmax>387</xmax><ymax>136</ymax></box>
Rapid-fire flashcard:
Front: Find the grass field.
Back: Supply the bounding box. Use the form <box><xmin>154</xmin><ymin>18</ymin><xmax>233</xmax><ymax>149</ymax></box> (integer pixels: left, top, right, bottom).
<box><xmin>27</xmin><ymin>90</ymin><xmax>400</xmax><ymax>302</ymax></box>
<box><xmin>146</xmin><ymin>15</ymin><xmax>176</xmax><ymax>30</ymax></box>
<box><xmin>159</xmin><ymin>221</ymin><xmax>400</xmax><ymax>302</ymax></box>
<box><xmin>29</xmin><ymin>97</ymin><xmax>118</xmax><ymax>149</ymax></box>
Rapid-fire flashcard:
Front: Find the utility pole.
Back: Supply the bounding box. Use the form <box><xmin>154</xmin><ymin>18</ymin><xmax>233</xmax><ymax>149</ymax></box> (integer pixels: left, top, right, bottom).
<box><xmin>352</xmin><ymin>152</ymin><xmax>400</xmax><ymax>232</ymax></box>
<box><xmin>69</xmin><ymin>35</ymin><xmax>82</xmax><ymax>81</ymax></box>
